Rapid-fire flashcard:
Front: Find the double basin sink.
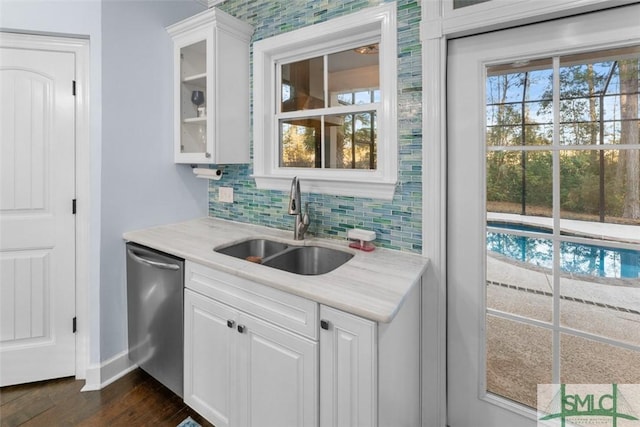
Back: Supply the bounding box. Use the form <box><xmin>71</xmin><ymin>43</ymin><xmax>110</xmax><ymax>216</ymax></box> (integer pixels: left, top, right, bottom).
<box><xmin>215</xmin><ymin>239</ymin><xmax>353</xmax><ymax>276</ymax></box>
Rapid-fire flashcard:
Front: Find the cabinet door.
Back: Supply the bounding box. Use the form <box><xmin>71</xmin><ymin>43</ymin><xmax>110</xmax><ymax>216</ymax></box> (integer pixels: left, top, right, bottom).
<box><xmin>174</xmin><ymin>34</ymin><xmax>213</xmax><ymax>164</ymax></box>
<box><xmin>237</xmin><ymin>312</ymin><xmax>319</xmax><ymax>427</ymax></box>
<box><xmin>320</xmin><ymin>306</ymin><xmax>377</xmax><ymax>427</ymax></box>
<box><xmin>184</xmin><ymin>289</ymin><xmax>238</xmax><ymax>427</ymax></box>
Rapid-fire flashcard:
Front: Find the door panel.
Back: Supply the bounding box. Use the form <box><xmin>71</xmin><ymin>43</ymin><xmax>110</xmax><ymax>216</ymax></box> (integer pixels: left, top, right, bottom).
<box><xmin>0</xmin><ymin>251</ymin><xmax>49</xmax><ymax>342</ymax></box>
<box><xmin>447</xmin><ymin>5</ymin><xmax>640</xmax><ymax>426</ymax></box>
<box><xmin>0</xmin><ymin>43</ymin><xmax>76</xmax><ymax>386</ymax></box>
<box><xmin>238</xmin><ymin>312</ymin><xmax>318</xmax><ymax>427</ymax></box>
<box><xmin>184</xmin><ymin>289</ymin><xmax>236</xmax><ymax>427</ymax></box>
<box><xmin>319</xmin><ymin>305</ymin><xmax>376</xmax><ymax>427</ymax></box>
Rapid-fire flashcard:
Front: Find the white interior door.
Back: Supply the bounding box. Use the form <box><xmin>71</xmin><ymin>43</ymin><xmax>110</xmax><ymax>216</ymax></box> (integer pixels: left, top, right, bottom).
<box><xmin>447</xmin><ymin>6</ymin><xmax>640</xmax><ymax>426</ymax></box>
<box><xmin>0</xmin><ymin>39</ymin><xmax>76</xmax><ymax>386</ymax></box>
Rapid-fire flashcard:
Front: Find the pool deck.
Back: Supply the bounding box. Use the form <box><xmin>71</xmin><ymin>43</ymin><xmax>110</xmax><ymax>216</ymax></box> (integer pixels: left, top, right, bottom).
<box><xmin>487</xmin><ymin>255</ymin><xmax>640</xmax><ymax>313</ymax></box>
<box><xmin>488</xmin><ymin>212</ymin><xmax>640</xmax><ymax>244</ymax></box>
<box><xmin>485</xmin><ymin>212</ymin><xmax>640</xmax><ymax>406</ymax></box>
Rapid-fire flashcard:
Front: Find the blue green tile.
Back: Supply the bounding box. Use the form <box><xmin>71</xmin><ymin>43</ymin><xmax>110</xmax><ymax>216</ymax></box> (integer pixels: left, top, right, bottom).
<box><xmin>208</xmin><ymin>0</ymin><xmax>423</xmax><ymax>254</ymax></box>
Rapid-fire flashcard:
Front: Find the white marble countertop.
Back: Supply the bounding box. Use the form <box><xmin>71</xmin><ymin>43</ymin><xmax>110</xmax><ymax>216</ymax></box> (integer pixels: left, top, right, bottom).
<box><xmin>123</xmin><ymin>217</ymin><xmax>429</xmax><ymax>323</ymax></box>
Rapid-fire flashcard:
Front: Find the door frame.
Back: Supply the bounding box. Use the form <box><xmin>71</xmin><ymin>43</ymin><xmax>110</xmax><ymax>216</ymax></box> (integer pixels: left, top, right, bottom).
<box><xmin>420</xmin><ymin>1</ymin><xmax>640</xmax><ymax>426</ymax></box>
<box><xmin>0</xmin><ymin>31</ymin><xmax>91</xmax><ymax>382</ymax></box>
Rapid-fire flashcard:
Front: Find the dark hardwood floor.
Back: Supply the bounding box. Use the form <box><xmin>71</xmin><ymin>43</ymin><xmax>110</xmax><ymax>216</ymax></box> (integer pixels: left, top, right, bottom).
<box><xmin>0</xmin><ymin>368</ymin><xmax>214</xmax><ymax>427</ymax></box>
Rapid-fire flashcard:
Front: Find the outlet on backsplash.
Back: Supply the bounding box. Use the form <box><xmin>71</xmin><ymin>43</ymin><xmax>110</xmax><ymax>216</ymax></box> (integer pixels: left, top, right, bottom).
<box><xmin>219</xmin><ymin>187</ymin><xmax>234</xmax><ymax>203</ymax></box>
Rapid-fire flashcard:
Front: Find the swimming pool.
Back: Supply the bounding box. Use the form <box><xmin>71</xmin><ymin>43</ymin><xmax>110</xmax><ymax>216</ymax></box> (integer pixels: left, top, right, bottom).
<box><xmin>487</xmin><ymin>222</ymin><xmax>640</xmax><ymax>280</ymax></box>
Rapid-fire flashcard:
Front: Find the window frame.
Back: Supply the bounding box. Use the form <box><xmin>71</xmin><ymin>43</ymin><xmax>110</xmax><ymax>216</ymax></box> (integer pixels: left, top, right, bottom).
<box><xmin>253</xmin><ymin>3</ymin><xmax>398</xmax><ymax>199</ymax></box>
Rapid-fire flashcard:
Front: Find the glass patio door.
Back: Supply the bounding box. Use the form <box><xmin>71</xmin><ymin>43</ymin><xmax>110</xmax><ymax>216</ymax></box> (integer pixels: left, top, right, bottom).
<box><xmin>447</xmin><ymin>5</ymin><xmax>640</xmax><ymax>426</ymax></box>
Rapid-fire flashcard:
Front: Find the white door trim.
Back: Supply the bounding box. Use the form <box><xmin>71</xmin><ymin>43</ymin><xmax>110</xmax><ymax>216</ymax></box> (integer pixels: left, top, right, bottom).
<box><xmin>0</xmin><ymin>31</ymin><xmax>91</xmax><ymax>382</ymax></box>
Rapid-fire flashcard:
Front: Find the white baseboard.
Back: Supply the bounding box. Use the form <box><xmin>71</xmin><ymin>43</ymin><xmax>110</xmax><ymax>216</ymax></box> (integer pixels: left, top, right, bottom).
<box><xmin>81</xmin><ymin>350</ymin><xmax>137</xmax><ymax>391</ymax></box>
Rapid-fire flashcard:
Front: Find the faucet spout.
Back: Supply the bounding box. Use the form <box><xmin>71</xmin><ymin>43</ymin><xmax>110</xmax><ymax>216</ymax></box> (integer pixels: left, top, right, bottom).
<box><xmin>288</xmin><ymin>176</ymin><xmax>301</xmax><ymax>215</ymax></box>
<box><xmin>288</xmin><ymin>177</ymin><xmax>309</xmax><ymax>240</ymax></box>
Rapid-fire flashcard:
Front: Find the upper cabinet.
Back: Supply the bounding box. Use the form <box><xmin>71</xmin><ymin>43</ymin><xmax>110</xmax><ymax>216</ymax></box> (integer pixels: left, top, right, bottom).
<box><xmin>167</xmin><ymin>8</ymin><xmax>253</xmax><ymax>164</ymax></box>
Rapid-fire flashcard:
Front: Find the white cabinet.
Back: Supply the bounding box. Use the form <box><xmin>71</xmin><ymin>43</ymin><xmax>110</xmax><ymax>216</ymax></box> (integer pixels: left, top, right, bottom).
<box><xmin>167</xmin><ymin>9</ymin><xmax>253</xmax><ymax>164</ymax></box>
<box><xmin>184</xmin><ymin>262</ymin><xmax>318</xmax><ymax>427</ymax></box>
<box><xmin>319</xmin><ymin>306</ymin><xmax>377</xmax><ymax>427</ymax></box>
<box><xmin>236</xmin><ymin>311</ymin><xmax>318</xmax><ymax>427</ymax></box>
<box><xmin>184</xmin><ymin>260</ymin><xmax>421</xmax><ymax>427</ymax></box>
<box><xmin>184</xmin><ymin>289</ymin><xmax>236</xmax><ymax>427</ymax></box>
<box><xmin>319</xmin><ymin>283</ymin><xmax>421</xmax><ymax>427</ymax></box>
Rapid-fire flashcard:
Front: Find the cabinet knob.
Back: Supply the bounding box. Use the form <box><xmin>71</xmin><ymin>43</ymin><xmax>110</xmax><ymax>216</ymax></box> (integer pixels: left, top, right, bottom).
<box><xmin>227</xmin><ymin>319</ymin><xmax>235</xmax><ymax>328</ymax></box>
<box><xmin>237</xmin><ymin>324</ymin><xmax>246</xmax><ymax>333</ymax></box>
<box><xmin>320</xmin><ymin>320</ymin><xmax>330</xmax><ymax>330</ymax></box>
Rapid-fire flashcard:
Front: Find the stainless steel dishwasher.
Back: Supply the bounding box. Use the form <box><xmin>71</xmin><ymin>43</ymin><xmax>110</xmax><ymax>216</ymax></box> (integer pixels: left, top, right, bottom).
<box><xmin>126</xmin><ymin>242</ymin><xmax>184</xmax><ymax>397</ymax></box>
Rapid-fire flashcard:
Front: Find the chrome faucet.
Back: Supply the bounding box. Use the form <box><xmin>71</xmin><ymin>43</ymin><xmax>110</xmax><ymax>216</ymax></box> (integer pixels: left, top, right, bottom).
<box><xmin>288</xmin><ymin>176</ymin><xmax>309</xmax><ymax>240</ymax></box>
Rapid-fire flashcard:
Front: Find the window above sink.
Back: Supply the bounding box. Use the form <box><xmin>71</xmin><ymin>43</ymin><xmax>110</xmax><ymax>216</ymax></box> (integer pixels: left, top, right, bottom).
<box><xmin>252</xmin><ymin>3</ymin><xmax>398</xmax><ymax>200</ymax></box>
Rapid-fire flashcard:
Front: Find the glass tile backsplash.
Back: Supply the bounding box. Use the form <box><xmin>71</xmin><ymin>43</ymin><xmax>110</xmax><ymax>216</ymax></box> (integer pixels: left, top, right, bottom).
<box><xmin>208</xmin><ymin>0</ymin><xmax>422</xmax><ymax>253</ymax></box>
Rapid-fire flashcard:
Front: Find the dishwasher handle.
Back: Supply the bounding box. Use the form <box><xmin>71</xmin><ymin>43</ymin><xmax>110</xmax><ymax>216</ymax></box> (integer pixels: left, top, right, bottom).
<box><xmin>127</xmin><ymin>248</ymin><xmax>181</xmax><ymax>271</ymax></box>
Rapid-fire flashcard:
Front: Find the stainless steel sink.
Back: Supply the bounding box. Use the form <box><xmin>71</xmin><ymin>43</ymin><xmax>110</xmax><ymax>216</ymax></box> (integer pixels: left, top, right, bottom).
<box><xmin>263</xmin><ymin>246</ymin><xmax>353</xmax><ymax>275</ymax></box>
<box><xmin>215</xmin><ymin>239</ymin><xmax>353</xmax><ymax>275</ymax></box>
<box><xmin>215</xmin><ymin>239</ymin><xmax>289</xmax><ymax>263</ymax></box>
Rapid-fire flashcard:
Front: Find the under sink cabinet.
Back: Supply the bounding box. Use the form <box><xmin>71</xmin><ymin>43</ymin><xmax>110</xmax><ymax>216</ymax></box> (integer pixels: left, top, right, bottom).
<box><xmin>167</xmin><ymin>9</ymin><xmax>253</xmax><ymax>164</ymax></box>
<box><xmin>184</xmin><ymin>261</ymin><xmax>420</xmax><ymax>427</ymax></box>
<box><xmin>184</xmin><ymin>261</ymin><xmax>318</xmax><ymax>427</ymax></box>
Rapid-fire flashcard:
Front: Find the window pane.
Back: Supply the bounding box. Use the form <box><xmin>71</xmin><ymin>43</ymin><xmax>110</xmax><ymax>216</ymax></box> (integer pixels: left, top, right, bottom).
<box><xmin>560</xmin><ymin>275</ymin><xmax>640</xmax><ymax>346</ymax></box>
<box><xmin>560</xmin><ymin>149</ymin><xmax>640</xmax><ymax>226</ymax></box>
<box><xmin>328</xmin><ymin>45</ymin><xmax>379</xmax><ymax>108</ymax></box>
<box><xmin>281</xmin><ymin>57</ymin><xmax>324</xmax><ymax>112</ymax></box>
<box><xmin>486</xmin><ymin>151</ymin><xmax>552</xmax><ymax>217</ymax></box>
<box><xmin>336</xmin><ymin>92</ymin><xmax>352</xmax><ymax>105</ymax></box>
<box><xmin>279</xmin><ymin>118</ymin><xmax>321</xmax><ymax>168</ymax></box>
<box><xmin>324</xmin><ymin>112</ymin><xmax>376</xmax><ymax>169</ymax></box>
<box><xmin>486</xmin><ymin>65</ymin><xmax>554</xmax><ymax>147</ymax></box>
<box><xmin>486</xmin><ymin>315</ymin><xmax>552</xmax><ymax>408</ymax></box>
<box><xmin>559</xmin><ymin>47</ymin><xmax>640</xmax><ymax>146</ymax></box>
<box><xmin>560</xmin><ymin>334</ymin><xmax>640</xmax><ymax>384</ymax></box>
<box><xmin>486</xmin><ymin>253</ymin><xmax>553</xmax><ymax>323</ymax></box>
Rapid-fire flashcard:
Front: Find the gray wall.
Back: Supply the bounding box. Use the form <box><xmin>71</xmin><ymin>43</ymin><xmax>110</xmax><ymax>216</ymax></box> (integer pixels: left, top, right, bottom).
<box><xmin>100</xmin><ymin>0</ymin><xmax>206</xmax><ymax>361</ymax></box>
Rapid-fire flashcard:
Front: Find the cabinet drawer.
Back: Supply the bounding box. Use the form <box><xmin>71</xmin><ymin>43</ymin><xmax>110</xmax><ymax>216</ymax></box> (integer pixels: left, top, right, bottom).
<box><xmin>185</xmin><ymin>261</ymin><xmax>318</xmax><ymax>340</ymax></box>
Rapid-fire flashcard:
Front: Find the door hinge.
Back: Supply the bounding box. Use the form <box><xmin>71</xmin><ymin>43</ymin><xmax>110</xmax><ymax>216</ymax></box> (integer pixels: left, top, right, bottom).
<box><xmin>72</xmin><ymin>80</ymin><xmax>76</xmax><ymax>96</ymax></box>
<box><xmin>72</xmin><ymin>317</ymin><xmax>77</xmax><ymax>333</ymax></box>
<box><xmin>72</xmin><ymin>199</ymin><xmax>77</xmax><ymax>215</ymax></box>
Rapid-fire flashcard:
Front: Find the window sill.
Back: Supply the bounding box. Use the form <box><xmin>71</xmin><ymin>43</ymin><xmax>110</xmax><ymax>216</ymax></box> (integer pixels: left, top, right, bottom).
<box><xmin>253</xmin><ymin>174</ymin><xmax>397</xmax><ymax>200</ymax></box>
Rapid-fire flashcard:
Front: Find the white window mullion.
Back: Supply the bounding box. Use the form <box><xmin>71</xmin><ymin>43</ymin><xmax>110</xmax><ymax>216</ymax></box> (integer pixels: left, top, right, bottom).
<box><xmin>551</xmin><ymin>55</ymin><xmax>561</xmax><ymax>385</ymax></box>
<box><xmin>320</xmin><ymin>116</ymin><xmax>326</xmax><ymax>169</ymax></box>
<box><xmin>321</xmin><ymin>54</ymin><xmax>328</xmax><ymax>169</ymax></box>
<box><xmin>275</xmin><ymin>63</ymin><xmax>282</xmax><ymax>114</ymax></box>
<box><xmin>323</xmin><ymin>54</ymin><xmax>329</xmax><ymax>108</ymax></box>
<box><xmin>277</xmin><ymin>103</ymin><xmax>380</xmax><ymax>120</ymax></box>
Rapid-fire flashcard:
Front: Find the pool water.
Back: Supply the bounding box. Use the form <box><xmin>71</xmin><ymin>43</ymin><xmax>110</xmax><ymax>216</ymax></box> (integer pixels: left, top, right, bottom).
<box><xmin>487</xmin><ymin>222</ymin><xmax>640</xmax><ymax>280</ymax></box>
